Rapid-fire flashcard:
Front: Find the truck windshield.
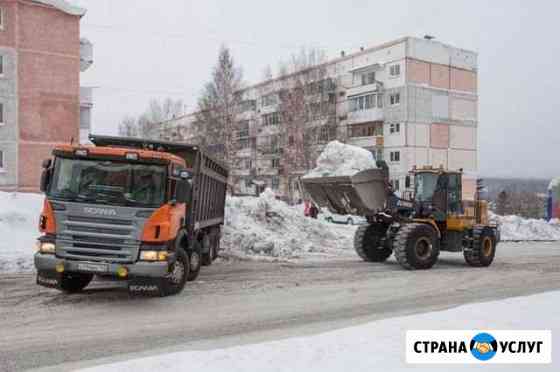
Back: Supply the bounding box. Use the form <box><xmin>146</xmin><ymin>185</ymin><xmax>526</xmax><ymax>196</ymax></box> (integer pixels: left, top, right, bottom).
<box><xmin>48</xmin><ymin>158</ymin><xmax>167</xmax><ymax>207</ymax></box>
<box><xmin>414</xmin><ymin>173</ymin><xmax>439</xmax><ymax>202</ymax></box>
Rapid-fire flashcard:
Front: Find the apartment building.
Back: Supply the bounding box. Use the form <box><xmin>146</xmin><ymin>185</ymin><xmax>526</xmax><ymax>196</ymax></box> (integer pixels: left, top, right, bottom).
<box><xmin>159</xmin><ymin>36</ymin><xmax>478</xmax><ymax>202</ymax></box>
<box><xmin>0</xmin><ymin>0</ymin><xmax>92</xmax><ymax>192</ymax></box>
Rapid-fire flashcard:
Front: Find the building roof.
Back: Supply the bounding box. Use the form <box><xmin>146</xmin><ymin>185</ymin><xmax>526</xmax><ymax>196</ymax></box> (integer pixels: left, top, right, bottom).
<box><xmin>31</xmin><ymin>0</ymin><xmax>86</xmax><ymax>16</ymax></box>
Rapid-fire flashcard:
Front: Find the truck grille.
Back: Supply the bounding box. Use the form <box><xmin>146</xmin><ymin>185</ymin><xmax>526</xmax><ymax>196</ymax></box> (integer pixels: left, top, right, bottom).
<box><xmin>56</xmin><ymin>215</ymin><xmax>139</xmax><ymax>263</ymax></box>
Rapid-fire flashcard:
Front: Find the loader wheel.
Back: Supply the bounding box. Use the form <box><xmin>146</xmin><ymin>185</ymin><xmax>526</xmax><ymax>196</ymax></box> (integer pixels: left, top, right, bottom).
<box><xmin>354</xmin><ymin>223</ymin><xmax>392</xmax><ymax>262</ymax></box>
<box><xmin>161</xmin><ymin>247</ymin><xmax>189</xmax><ymax>296</ymax></box>
<box><xmin>394</xmin><ymin>223</ymin><xmax>440</xmax><ymax>270</ymax></box>
<box><xmin>464</xmin><ymin>228</ymin><xmax>496</xmax><ymax>267</ymax></box>
<box><xmin>60</xmin><ymin>272</ymin><xmax>93</xmax><ymax>294</ymax></box>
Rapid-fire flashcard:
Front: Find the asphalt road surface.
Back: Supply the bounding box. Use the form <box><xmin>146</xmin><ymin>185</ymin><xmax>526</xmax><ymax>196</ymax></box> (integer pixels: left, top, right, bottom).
<box><xmin>2</xmin><ymin>242</ymin><xmax>560</xmax><ymax>371</ymax></box>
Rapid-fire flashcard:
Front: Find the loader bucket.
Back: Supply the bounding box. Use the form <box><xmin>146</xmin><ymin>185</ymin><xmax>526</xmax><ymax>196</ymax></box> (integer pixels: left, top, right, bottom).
<box><xmin>301</xmin><ymin>169</ymin><xmax>388</xmax><ymax>216</ymax></box>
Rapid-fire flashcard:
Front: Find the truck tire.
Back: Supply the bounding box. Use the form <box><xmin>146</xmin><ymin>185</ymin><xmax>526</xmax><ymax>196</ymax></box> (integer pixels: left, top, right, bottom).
<box><xmin>464</xmin><ymin>228</ymin><xmax>496</xmax><ymax>267</ymax></box>
<box><xmin>60</xmin><ymin>272</ymin><xmax>93</xmax><ymax>294</ymax></box>
<box><xmin>211</xmin><ymin>234</ymin><xmax>220</xmax><ymax>261</ymax></box>
<box><xmin>187</xmin><ymin>247</ymin><xmax>202</xmax><ymax>281</ymax></box>
<box><xmin>354</xmin><ymin>223</ymin><xmax>392</xmax><ymax>262</ymax></box>
<box><xmin>201</xmin><ymin>233</ymin><xmax>213</xmax><ymax>266</ymax></box>
<box><xmin>394</xmin><ymin>223</ymin><xmax>440</xmax><ymax>270</ymax></box>
<box><xmin>161</xmin><ymin>247</ymin><xmax>189</xmax><ymax>296</ymax></box>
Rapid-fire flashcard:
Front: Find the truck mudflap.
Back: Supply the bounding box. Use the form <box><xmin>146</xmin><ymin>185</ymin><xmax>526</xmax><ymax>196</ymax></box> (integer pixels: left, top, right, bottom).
<box><xmin>128</xmin><ymin>277</ymin><xmax>165</xmax><ymax>296</ymax></box>
<box><xmin>36</xmin><ymin>270</ymin><xmax>62</xmax><ymax>289</ymax></box>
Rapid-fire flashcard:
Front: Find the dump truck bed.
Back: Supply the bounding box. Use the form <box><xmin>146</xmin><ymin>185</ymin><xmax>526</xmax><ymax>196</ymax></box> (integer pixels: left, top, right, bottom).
<box><xmin>301</xmin><ymin>168</ymin><xmax>388</xmax><ymax>217</ymax></box>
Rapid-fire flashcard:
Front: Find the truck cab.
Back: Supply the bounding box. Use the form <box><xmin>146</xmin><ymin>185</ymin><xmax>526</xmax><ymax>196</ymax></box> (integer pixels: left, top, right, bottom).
<box><xmin>35</xmin><ymin>135</ymin><xmax>228</xmax><ymax>296</ymax></box>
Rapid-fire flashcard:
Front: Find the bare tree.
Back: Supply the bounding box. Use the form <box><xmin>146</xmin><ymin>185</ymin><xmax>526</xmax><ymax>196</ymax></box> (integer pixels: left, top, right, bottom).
<box><xmin>196</xmin><ymin>45</ymin><xmax>243</xmax><ymax>164</ymax></box>
<box><xmin>118</xmin><ymin>116</ymin><xmax>138</xmax><ymax>137</ymax></box>
<box><xmin>276</xmin><ymin>48</ymin><xmax>337</xmax><ymax>185</ymax></box>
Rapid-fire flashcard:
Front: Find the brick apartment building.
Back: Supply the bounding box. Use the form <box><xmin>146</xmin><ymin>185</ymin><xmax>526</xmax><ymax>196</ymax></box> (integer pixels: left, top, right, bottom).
<box><xmin>0</xmin><ymin>0</ymin><xmax>92</xmax><ymax>192</ymax></box>
<box><xmin>159</xmin><ymin>36</ymin><xmax>478</xmax><ymax>202</ymax></box>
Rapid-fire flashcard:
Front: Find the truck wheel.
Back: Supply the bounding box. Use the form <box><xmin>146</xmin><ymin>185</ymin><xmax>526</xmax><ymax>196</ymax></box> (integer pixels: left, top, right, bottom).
<box><xmin>161</xmin><ymin>247</ymin><xmax>189</xmax><ymax>296</ymax></box>
<box><xmin>201</xmin><ymin>234</ymin><xmax>213</xmax><ymax>266</ymax></box>
<box><xmin>464</xmin><ymin>228</ymin><xmax>496</xmax><ymax>267</ymax></box>
<box><xmin>60</xmin><ymin>273</ymin><xmax>93</xmax><ymax>294</ymax></box>
<box><xmin>394</xmin><ymin>223</ymin><xmax>440</xmax><ymax>270</ymax></box>
<box><xmin>354</xmin><ymin>223</ymin><xmax>392</xmax><ymax>262</ymax></box>
<box><xmin>187</xmin><ymin>248</ymin><xmax>202</xmax><ymax>281</ymax></box>
<box><xmin>211</xmin><ymin>234</ymin><xmax>220</xmax><ymax>261</ymax></box>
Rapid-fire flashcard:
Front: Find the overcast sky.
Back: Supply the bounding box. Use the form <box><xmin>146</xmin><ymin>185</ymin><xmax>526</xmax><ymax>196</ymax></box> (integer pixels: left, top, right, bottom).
<box><xmin>74</xmin><ymin>0</ymin><xmax>559</xmax><ymax>179</ymax></box>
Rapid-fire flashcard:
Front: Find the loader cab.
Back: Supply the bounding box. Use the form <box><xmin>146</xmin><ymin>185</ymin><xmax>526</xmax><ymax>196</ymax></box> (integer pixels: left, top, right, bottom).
<box><xmin>411</xmin><ymin>167</ymin><xmax>463</xmax><ymax>219</ymax></box>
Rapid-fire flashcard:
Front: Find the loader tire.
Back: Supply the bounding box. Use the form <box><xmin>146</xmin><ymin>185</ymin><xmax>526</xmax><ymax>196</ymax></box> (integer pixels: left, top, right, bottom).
<box><xmin>60</xmin><ymin>272</ymin><xmax>93</xmax><ymax>294</ymax></box>
<box><xmin>354</xmin><ymin>223</ymin><xmax>392</xmax><ymax>262</ymax></box>
<box><xmin>464</xmin><ymin>228</ymin><xmax>496</xmax><ymax>267</ymax></box>
<box><xmin>394</xmin><ymin>223</ymin><xmax>440</xmax><ymax>270</ymax></box>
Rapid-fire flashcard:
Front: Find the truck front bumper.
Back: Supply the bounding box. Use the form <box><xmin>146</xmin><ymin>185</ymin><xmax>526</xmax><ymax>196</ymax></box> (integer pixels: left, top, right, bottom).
<box><xmin>34</xmin><ymin>253</ymin><xmax>174</xmax><ymax>278</ymax></box>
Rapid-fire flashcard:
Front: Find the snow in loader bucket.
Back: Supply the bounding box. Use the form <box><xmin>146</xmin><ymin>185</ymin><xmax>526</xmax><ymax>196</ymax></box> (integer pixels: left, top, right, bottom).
<box><xmin>302</xmin><ymin>169</ymin><xmax>388</xmax><ymax>216</ymax></box>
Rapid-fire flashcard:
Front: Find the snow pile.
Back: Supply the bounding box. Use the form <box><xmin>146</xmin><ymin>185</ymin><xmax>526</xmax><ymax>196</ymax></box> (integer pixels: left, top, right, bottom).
<box><xmin>303</xmin><ymin>141</ymin><xmax>377</xmax><ymax>179</ymax></box>
<box><xmin>491</xmin><ymin>212</ymin><xmax>560</xmax><ymax>241</ymax></box>
<box><xmin>222</xmin><ymin>189</ymin><xmax>355</xmax><ymax>260</ymax></box>
<box><xmin>549</xmin><ymin>177</ymin><xmax>560</xmax><ymax>191</ymax></box>
<box><xmin>80</xmin><ymin>291</ymin><xmax>558</xmax><ymax>372</ymax></box>
<box><xmin>0</xmin><ymin>192</ymin><xmax>43</xmax><ymax>273</ymax></box>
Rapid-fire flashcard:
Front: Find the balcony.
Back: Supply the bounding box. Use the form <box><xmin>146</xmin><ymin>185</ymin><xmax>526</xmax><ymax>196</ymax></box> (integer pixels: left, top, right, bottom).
<box><xmin>80</xmin><ymin>38</ymin><xmax>93</xmax><ymax>72</ymax></box>
<box><xmin>347</xmin><ymin>135</ymin><xmax>384</xmax><ymax>150</ymax></box>
<box><xmin>347</xmin><ymin>107</ymin><xmax>384</xmax><ymax>124</ymax></box>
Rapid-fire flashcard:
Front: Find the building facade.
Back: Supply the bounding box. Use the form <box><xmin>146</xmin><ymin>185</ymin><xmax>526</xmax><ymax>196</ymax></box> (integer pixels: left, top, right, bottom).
<box><xmin>0</xmin><ymin>0</ymin><xmax>91</xmax><ymax>192</ymax></box>
<box><xmin>159</xmin><ymin>36</ymin><xmax>478</xmax><ymax>202</ymax></box>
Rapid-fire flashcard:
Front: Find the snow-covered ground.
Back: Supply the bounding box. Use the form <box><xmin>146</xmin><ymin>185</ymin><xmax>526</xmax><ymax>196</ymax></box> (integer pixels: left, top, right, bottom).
<box><xmin>80</xmin><ymin>291</ymin><xmax>559</xmax><ymax>372</ymax></box>
<box><xmin>0</xmin><ymin>192</ymin><xmax>43</xmax><ymax>273</ymax></box>
<box><xmin>2</xmin><ymin>190</ymin><xmax>560</xmax><ymax>273</ymax></box>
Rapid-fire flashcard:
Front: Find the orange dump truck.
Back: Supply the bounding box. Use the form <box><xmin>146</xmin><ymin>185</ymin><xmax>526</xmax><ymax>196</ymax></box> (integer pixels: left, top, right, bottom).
<box><xmin>34</xmin><ymin>135</ymin><xmax>228</xmax><ymax>296</ymax></box>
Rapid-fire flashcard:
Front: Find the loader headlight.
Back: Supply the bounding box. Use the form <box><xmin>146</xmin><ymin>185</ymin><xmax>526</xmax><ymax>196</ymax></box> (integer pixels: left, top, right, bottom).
<box><xmin>139</xmin><ymin>251</ymin><xmax>169</xmax><ymax>262</ymax></box>
<box><xmin>37</xmin><ymin>241</ymin><xmax>56</xmax><ymax>254</ymax></box>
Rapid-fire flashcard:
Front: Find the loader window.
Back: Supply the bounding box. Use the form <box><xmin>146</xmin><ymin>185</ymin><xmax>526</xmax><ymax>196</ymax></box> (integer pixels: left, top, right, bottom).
<box><xmin>414</xmin><ymin>173</ymin><xmax>438</xmax><ymax>202</ymax></box>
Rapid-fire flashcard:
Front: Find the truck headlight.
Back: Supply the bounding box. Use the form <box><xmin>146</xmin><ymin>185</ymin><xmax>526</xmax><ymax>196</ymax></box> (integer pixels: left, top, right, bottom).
<box><xmin>139</xmin><ymin>251</ymin><xmax>169</xmax><ymax>261</ymax></box>
<box><xmin>37</xmin><ymin>241</ymin><xmax>56</xmax><ymax>254</ymax></box>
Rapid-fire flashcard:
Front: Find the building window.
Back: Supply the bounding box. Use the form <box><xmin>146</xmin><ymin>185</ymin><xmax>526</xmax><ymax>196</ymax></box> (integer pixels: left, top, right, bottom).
<box><xmin>237</xmin><ymin>120</ymin><xmax>250</xmax><ymax>138</ymax></box>
<box><xmin>389</xmin><ymin>64</ymin><xmax>401</xmax><ymax>77</ymax></box>
<box><xmin>0</xmin><ymin>55</ymin><xmax>4</xmax><ymax>76</ymax></box>
<box><xmin>0</xmin><ymin>7</ymin><xmax>5</xmax><ymax>31</ymax></box>
<box><xmin>0</xmin><ymin>150</ymin><xmax>4</xmax><ymax>171</ymax></box>
<box><xmin>245</xmin><ymin>178</ymin><xmax>253</xmax><ymax>188</ymax></box>
<box><xmin>389</xmin><ymin>123</ymin><xmax>400</xmax><ymax>134</ymax></box>
<box><xmin>348</xmin><ymin>123</ymin><xmax>382</xmax><ymax>138</ymax></box>
<box><xmin>390</xmin><ymin>151</ymin><xmax>400</xmax><ymax>162</ymax></box>
<box><xmin>0</xmin><ymin>102</ymin><xmax>4</xmax><ymax>125</ymax></box>
<box><xmin>361</xmin><ymin>71</ymin><xmax>376</xmax><ymax>86</ymax></box>
<box><xmin>349</xmin><ymin>93</ymin><xmax>382</xmax><ymax>112</ymax></box>
<box><xmin>263</xmin><ymin>112</ymin><xmax>280</xmax><ymax>126</ymax></box>
<box><xmin>239</xmin><ymin>100</ymin><xmax>256</xmax><ymax>112</ymax></box>
<box><xmin>244</xmin><ymin>159</ymin><xmax>253</xmax><ymax>169</ymax></box>
<box><xmin>288</xmin><ymin>135</ymin><xmax>294</xmax><ymax>146</ymax></box>
<box><xmin>272</xmin><ymin>158</ymin><xmax>280</xmax><ymax>169</ymax></box>
<box><xmin>392</xmin><ymin>179</ymin><xmax>400</xmax><ymax>191</ymax></box>
<box><xmin>238</xmin><ymin>138</ymin><xmax>250</xmax><ymax>149</ymax></box>
<box><xmin>262</xmin><ymin>93</ymin><xmax>278</xmax><ymax>107</ymax></box>
<box><xmin>271</xmin><ymin>176</ymin><xmax>280</xmax><ymax>190</ymax></box>
<box><xmin>389</xmin><ymin>93</ymin><xmax>400</xmax><ymax>106</ymax></box>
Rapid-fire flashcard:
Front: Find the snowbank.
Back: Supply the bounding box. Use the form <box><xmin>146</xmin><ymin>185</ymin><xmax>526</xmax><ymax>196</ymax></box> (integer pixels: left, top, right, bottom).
<box><xmin>303</xmin><ymin>141</ymin><xmax>377</xmax><ymax>179</ymax></box>
<box><xmin>80</xmin><ymin>291</ymin><xmax>559</xmax><ymax>372</ymax></box>
<box><xmin>0</xmin><ymin>192</ymin><xmax>43</xmax><ymax>273</ymax></box>
<box><xmin>222</xmin><ymin>189</ymin><xmax>355</xmax><ymax>260</ymax></box>
<box><xmin>549</xmin><ymin>177</ymin><xmax>560</xmax><ymax>191</ymax></box>
<box><xmin>491</xmin><ymin>212</ymin><xmax>560</xmax><ymax>241</ymax></box>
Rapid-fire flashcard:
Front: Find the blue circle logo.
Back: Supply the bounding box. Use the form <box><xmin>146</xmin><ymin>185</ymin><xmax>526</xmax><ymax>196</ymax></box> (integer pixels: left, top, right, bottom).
<box><xmin>470</xmin><ymin>333</ymin><xmax>498</xmax><ymax>361</ymax></box>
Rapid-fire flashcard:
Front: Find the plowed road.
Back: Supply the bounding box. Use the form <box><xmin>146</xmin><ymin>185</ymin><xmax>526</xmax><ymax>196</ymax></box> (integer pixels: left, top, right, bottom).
<box><xmin>1</xmin><ymin>242</ymin><xmax>560</xmax><ymax>371</ymax></box>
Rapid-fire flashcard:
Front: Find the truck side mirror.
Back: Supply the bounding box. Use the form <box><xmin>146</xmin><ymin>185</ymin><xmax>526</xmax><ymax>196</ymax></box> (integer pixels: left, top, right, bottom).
<box><xmin>175</xmin><ymin>179</ymin><xmax>192</xmax><ymax>204</ymax></box>
<box><xmin>405</xmin><ymin>175</ymin><xmax>411</xmax><ymax>189</ymax></box>
<box><xmin>40</xmin><ymin>159</ymin><xmax>53</xmax><ymax>193</ymax></box>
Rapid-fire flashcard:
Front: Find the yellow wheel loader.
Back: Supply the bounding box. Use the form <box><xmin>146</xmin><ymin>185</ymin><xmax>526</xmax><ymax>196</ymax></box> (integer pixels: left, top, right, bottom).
<box><xmin>302</xmin><ymin>162</ymin><xmax>500</xmax><ymax>270</ymax></box>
